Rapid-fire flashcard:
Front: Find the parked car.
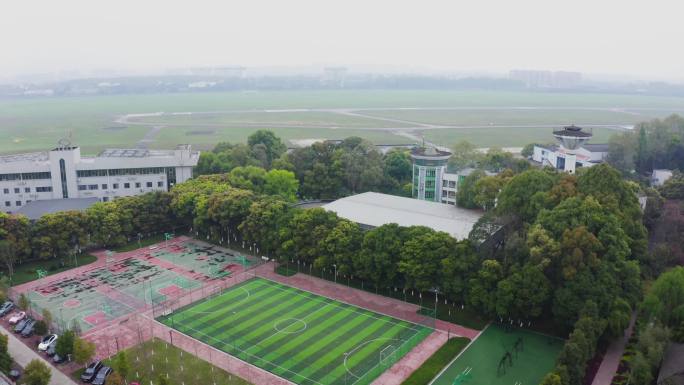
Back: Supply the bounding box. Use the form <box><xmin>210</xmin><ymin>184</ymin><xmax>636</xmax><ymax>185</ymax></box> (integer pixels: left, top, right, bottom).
<box><xmin>20</xmin><ymin>319</ymin><xmax>36</xmax><ymax>337</ymax></box>
<box><xmin>0</xmin><ymin>302</ymin><xmax>13</xmax><ymax>317</ymax></box>
<box><xmin>38</xmin><ymin>334</ymin><xmax>57</xmax><ymax>351</ymax></box>
<box><xmin>80</xmin><ymin>361</ymin><xmax>103</xmax><ymax>383</ymax></box>
<box><xmin>91</xmin><ymin>366</ymin><xmax>112</xmax><ymax>385</ymax></box>
<box><xmin>46</xmin><ymin>341</ymin><xmax>57</xmax><ymax>357</ymax></box>
<box><xmin>13</xmin><ymin>318</ymin><xmax>31</xmax><ymax>333</ymax></box>
<box><xmin>52</xmin><ymin>353</ymin><xmax>66</xmax><ymax>364</ymax></box>
<box><xmin>8</xmin><ymin>369</ymin><xmax>20</xmax><ymax>381</ymax></box>
<box><xmin>7</xmin><ymin>311</ymin><xmax>26</xmax><ymax>325</ymax></box>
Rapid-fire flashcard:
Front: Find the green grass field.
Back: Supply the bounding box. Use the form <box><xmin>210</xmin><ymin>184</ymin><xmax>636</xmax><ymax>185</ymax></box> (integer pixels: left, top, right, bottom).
<box><xmin>159</xmin><ymin>277</ymin><xmax>432</xmax><ymax>385</ymax></box>
<box><xmin>72</xmin><ymin>338</ymin><xmax>251</xmax><ymax>385</ymax></box>
<box><xmin>402</xmin><ymin>337</ymin><xmax>470</xmax><ymax>385</ymax></box>
<box><xmin>1</xmin><ymin>90</ymin><xmax>683</xmax><ymax>154</ymax></box>
<box><xmin>6</xmin><ymin>254</ymin><xmax>97</xmax><ymax>286</ymax></box>
<box><xmin>430</xmin><ymin>324</ymin><xmax>563</xmax><ymax>385</ymax></box>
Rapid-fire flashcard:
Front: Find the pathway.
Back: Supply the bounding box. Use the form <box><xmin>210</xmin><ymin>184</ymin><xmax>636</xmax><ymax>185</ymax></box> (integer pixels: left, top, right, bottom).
<box><xmin>0</xmin><ymin>324</ymin><xmax>78</xmax><ymax>385</ymax></box>
<box><xmin>590</xmin><ymin>312</ymin><xmax>637</xmax><ymax>385</ymax></box>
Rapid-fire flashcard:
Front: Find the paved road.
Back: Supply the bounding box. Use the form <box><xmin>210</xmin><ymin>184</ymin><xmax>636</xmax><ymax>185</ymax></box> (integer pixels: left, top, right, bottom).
<box><xmin>0</xmin><ymin>325</ymin><xmax>77</xmax><ymax>385</ymax></box>
<box><xmin>590</xmin><ymin>312</ymin><xmax>637</xmax><ymax>385</ymax></box>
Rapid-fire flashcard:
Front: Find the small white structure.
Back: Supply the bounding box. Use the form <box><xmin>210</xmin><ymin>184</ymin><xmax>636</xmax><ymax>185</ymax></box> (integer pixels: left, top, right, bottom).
<box><xmin>651</xmin><ymin>169</ymin><xmax>673</xmax><ymax>187</ymax></box>
<box><xmin>323</xmin><ymin>191</ymin><xmax>483</xmax><ymax>240</ymax></box>
<box><xmin>532</xmin><ymin>125</ymin><xmax>608</xmax><ymax>173</ymax></box>
<box><xmin>0</xmin><ymin>142</ymin><xmax>199</xmax><ymax>213</ymax></box>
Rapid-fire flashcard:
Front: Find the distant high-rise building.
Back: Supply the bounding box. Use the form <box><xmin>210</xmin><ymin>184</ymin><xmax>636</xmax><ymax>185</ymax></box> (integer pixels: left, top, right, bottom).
<box><xmin>322</xmin><ymin>67</ymin><xmax>347</xmax><ymax>88</ymax></box>
<box><xmin>509</xmin><ymin>70</ymin><xmax>582</xmax><ymax>89</ymax></box>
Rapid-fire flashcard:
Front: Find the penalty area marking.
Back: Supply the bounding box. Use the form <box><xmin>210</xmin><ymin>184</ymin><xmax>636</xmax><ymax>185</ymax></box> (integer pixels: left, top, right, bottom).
<box><xmin>178</xmin><ymin>287</ymin><xmax>251</xmax><ymax>316</ymax></box>
<box><xmin>344</xmin><ymin>337</ymin><xmax>400</xmax><ymax>379</ymax></box>
<box><xmin>273</xmin><ymin>318</ymin><xmax>307</xmax><ymax>334</ymax></box>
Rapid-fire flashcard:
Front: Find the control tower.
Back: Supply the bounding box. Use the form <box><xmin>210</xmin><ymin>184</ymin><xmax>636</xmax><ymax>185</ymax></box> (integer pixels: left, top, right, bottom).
<box><xmin>553</xmin><ymin>125</ymin><xmax>593</xmax><ymax>152</ymax></box>
<box><xmin>552</xmin><ymin>125</ymin><xmax>592</xmax><ymax>173</ymax></box>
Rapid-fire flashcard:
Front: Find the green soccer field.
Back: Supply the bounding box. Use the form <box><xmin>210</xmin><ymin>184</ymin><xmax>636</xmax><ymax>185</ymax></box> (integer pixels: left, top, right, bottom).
<box><xmin>159</xmin><ymin>277</ymin><xmax>432</xmax><ymax>385</ymax></box>
<box><xmin>430</xmin><ymin>324</ymin><xmax>564</xmax><ymax>385</ymax></box>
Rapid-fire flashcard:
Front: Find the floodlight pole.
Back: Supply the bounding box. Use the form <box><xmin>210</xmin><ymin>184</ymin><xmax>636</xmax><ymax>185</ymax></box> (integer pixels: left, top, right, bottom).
<box><xmin>333</xmin><ymin>264</ymin><xmax>337</xmax><ymax>284</ymax></box>
<box><xmin>434</xmin><ymin>289</ymin><xmax>438</xmax><ymax>320</ymax></box>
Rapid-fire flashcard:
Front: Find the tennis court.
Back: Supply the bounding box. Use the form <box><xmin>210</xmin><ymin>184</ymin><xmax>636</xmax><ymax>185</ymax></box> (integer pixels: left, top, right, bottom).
<box><xmin>159</xmin><ymin>277</ymin><xmax>432</xmax><ymax>385</ymax></box>
<box><xmin>430</xmin><ymin>324</ymin><xmax>563</xmax><ymax>385</ymax></box>
<box><xmin>150</xmin><ymin>240</ymin><xmax>253</xmax><ymax>280</ymax></box>
<box><xmin>22</xmin><ymin>237</ymin><xmax>259</xmax><ymax>333</ymax></box>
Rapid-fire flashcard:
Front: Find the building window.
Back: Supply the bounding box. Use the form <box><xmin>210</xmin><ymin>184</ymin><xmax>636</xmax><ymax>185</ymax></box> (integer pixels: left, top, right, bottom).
<box><xmin>36</xmin><ymin>186</ymin><xmax>52</xmax><ymax>193</ymax></box>
<box><xmin>0</xmin><ymin>174</ymin><xmax>20</xmax><ymax>182</ymax></box>
<box><xmin>13</xmin><ymin>188</ymin><xmax>19</xmax><ymax>194</ymax></box>
<box><xmin>4</xmin><ymin>202</ymin><xmax>9</xmax><ymax>207</ymax></box>
<box><xmin>24</xmin><ymin>187</ymin><xmax>30</xmax><ymax>193</ymax></box>
<box><xmin>88</xmin><ymin>184</ymin><xmax>98</xmax><ymax>190</ymax></box>
<box><xmin>135</xmin><ymin>182</ymin><xmax>141</xmax><ymax>188</ymax></box>
<box><xmin>101</xmin><ymin>184</ymin><xmax>108</xmax><ymax>190</ymax></box>
<box><xmin>157</xmin><ymin>181</ymin><xmax>164</xmax><ymax>187</ymax></box>
<box><xmin>78</xmin><ymin>185</ymin><xmax>87</xmax><ymax>191</ymax></box>
<box><xmin>20</xmin><ymin>172</ymin><xmax>51</xmax><ymax>180</ymax></box>
<box><xmin>449</xmin><ymin>181</ymin><xmax>456</xmax><ymax>188</ymax></box>
<box><xmin>102</xmin><ymin>197</ymin><xmax>109</xmax><ymax>202</ymax></box>
<box><xmin>15</xmin><ymin>201</ymin><xmax>21</xmax><ymax>206</ymax></box>
<box><xmin>425</xmin><ymin>191</ymin><xmax>434</xmax><ymax>199</ymax></box>
<box><xmin>2</xmin><ymin>189</ymin><xmax>7</xmax><ymax>194</ymax></box>
<box><xmin>113</xmin><ymin>183</ymin><xmax>119</xmax><ymax>189</ymax></box>
<box><xmin>146</xmin><ymin>182</ymin><xmax>152</xmax><ymax>188</ymax></box>
<box><xmin>124</xmin><ymin>183</ymin><xmax>130</xmax><ymax>188</ymax></box>
<box><xmin>59</xmin><ymin>159</ymin><xmax>69</xmax><ymax>198</ymax></box>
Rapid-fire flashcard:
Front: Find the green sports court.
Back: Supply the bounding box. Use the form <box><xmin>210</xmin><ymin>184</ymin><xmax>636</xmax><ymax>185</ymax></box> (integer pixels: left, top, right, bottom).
<box><xmin>159</xmin><ymin>277</ymin><xmax>433</xmax><ymax>385</ymax></box>
<box><xmin>430</xmin><ymin>324</ymin><xmax>563</xmax><ymax>385</ymax></box>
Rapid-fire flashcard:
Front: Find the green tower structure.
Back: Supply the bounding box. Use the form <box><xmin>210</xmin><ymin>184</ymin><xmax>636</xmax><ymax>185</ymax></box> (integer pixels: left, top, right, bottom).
<box><xmin>410</xmin><ymin>146</ymin><xmax>452</xmax><ymax>202</ymax></box>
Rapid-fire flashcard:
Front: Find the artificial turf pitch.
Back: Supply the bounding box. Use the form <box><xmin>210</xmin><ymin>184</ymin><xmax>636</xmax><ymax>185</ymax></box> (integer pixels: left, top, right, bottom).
<box><xmin>159</xmin><ymin>277</ymin><xmax>432</xmax><ymax>385</ymax></box>
<box><xmin>430</xmin><ymin>324</ymin><xmax>564</xmax><ymax>385</ymax></box>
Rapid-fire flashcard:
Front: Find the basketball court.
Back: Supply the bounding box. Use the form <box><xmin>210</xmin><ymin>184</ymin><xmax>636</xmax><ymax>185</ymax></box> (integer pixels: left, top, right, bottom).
<box><xmin>430</xmin><ymin>324</ymin><xmax>563</xmax><ymax>385</ymax></box>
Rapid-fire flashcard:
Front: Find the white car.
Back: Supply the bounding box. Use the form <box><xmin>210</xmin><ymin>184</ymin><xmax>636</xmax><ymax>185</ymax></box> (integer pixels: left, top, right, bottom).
<box><xmin>38</xmin><ymin>334</ymin><xmax>57</xmax><ymax>351</ymax></box>
<box><xmin>7</xmin><ymin>311</ymin><xmax>25</xmax><ymax>325</ymax></box>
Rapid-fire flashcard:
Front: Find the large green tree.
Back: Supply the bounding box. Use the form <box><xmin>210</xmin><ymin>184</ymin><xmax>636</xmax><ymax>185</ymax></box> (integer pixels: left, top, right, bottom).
<box><xmin>264</xmin><ymin>169</ymin><xmax>299</xmax><ymax>202</ymax></box>
<box><xmin>248</xmin><ymin>130</ymin><xmax>287</xmax><ymax>168</ymax></box>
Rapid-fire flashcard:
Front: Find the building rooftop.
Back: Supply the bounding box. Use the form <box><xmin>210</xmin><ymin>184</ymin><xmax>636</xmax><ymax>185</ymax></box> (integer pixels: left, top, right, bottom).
<box><xmin>410</xmin><ymin>146</ymin><xmax>452</xmax><ymax>158</ymax></box>
<box><xmin>657</xmin><ymin>343</ymin><xmax>684</xmax><ymax>385</ymax></box>
<box><xmin>97</xmin><ymin>145</ymin><xmax>195</xmax><ymax>158</ymax></box>
<box><xmin>582</xmin><ymin>143</ymin><xmax>609</xmax><ymax>152</ymax></box>
<box><xmin>16</xmin><ymin>198</ymin><xmax>99</xmax><ymax>220</ymax></box>
<box><xmin>553</xmin><ymin>125</ymin><xmax>593</xmax><ymax>138</ymax></box>
<box><xmin>0</xmin><ymin>152</ymin><xmax>48</xmax><ymax>163</ymax></box>
<box><xmin>323</xmin><ymin>192</ymin><xmax>483</xmax><ymax>239</ymax></box>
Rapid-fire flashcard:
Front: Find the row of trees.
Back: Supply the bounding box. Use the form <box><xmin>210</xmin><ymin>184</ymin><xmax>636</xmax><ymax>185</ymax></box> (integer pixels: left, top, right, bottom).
<box><xmin>197</xmin><ymin>131</ymin><xmax>415</xmax><ymax>200</ymax></box>
<box><xmin>608</xmin><ymin>114</ymin><xmax>684</xmax><ymax>175</ymax></box>
<box><xmin>0</xmin><ymin>192</ymin><xmax>175</xmax><ymax>277</ymax></box>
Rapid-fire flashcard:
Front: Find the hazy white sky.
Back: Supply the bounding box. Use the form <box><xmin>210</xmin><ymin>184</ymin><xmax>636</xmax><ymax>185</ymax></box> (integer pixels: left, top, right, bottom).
<box><xmin>2</xmin><ymin>0</ymin><xmax>683</xmax><ymax>80</ymax></box>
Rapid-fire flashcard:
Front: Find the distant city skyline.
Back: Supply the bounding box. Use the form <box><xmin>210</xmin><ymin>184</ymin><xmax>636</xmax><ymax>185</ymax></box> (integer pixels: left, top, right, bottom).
<box><xmin>3</xmin><ymin>0</ymin><xmax>683</xmax><ymax>82</ymax></box>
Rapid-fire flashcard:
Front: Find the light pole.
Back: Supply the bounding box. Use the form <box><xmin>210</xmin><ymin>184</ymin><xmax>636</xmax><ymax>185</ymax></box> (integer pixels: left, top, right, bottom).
<box><xmin>333</xmin><ymin>264</ymin><xmax>337</xmax><ymax>284</ymax></box>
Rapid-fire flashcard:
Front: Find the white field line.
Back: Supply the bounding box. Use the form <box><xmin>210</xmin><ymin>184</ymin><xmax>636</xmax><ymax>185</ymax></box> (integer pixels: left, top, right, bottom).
<box><xmin>256</xmin><ymin>275</ymin><xmax>427</xmax><ymax>333</ymax></box>
<box><xmin>427</xmin><ymin>323</ymin><xmax>490</xmax><ymax>385</ymax></box>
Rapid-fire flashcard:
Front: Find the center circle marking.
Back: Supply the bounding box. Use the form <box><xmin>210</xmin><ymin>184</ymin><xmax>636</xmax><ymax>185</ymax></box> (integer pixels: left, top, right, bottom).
<box><xmin>274</xmin><ymin>318</ymin><xmax>307</xmax><ymax>334</ymax></box>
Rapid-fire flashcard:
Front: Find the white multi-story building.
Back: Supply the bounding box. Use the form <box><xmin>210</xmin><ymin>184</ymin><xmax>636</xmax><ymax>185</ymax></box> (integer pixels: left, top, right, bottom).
<box><xmin>531</xmin><ymin>125</ymin><xmax>608</xmax><ymax>173</ymax></box>
<box><xmin>0</xmin><ymin>143</ymin><xmax>199</xmax><ymax>213</ymax></box>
